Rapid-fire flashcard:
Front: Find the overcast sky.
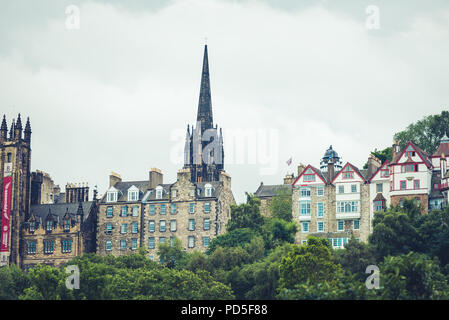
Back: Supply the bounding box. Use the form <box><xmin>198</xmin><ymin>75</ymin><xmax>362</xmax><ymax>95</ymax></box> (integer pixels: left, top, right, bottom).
<box><xmin>1</xmin><ymin>0</ymin><xmax>448</xmax><ymax>203</ymax></box>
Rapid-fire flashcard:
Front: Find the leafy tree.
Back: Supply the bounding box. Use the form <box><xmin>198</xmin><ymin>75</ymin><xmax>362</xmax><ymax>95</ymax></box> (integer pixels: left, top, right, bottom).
<box><xmin>376</xmin><ymin>252</ymin><xmax>449</xmax><ymax>300</ymax></box>
<box><xmin>268</xmin><ymin>188</ymin><xmax>293</xmax><ymax>221</ymax></box>
<box><xmin>278</xmin><ymin>237</ymin><xmax>342</xmax><ymax>291</ymax></box>
<box><xmin>262</xmin><ymin>218</ymin><xmax>297</xmax><ymax>248</ymax></box>
<box><xmin>19</xmin><ymin>264</ymin><xmax>72</xmax><ymax>300</ymax></box>
<box><xmin>363</xmin><ymin>147</ymin><xmax>392</xmax><ymax>169</ymax></box>
<box><xmin>334</xmin><ymin>238</ymin><xmax>377</xmax><ymax>281</ymax></box>
<box><xmin>0</xmin><ymin>265</ymin><xmax>29</xmax><ymax>299</ymax></box>
<box><xmin>394</xmin><ymin>111</ymin><xmax>449</xmax><ymax>154</ymax></box>
<box><xmin>227</xmin><ymin>193</ymin><xmax>264</xmax><ymax>233</ymax></box>
<box><xmin>207</xmin><ymin>228</ymin><xmax>259</xmax><ymax>254</ymax></box>
<box><xmin>157</xmin><ymin>237</ymin><xmax>189</xmax><ymax>269</ymax></box>
<box><xmin>369</xmin><ymin>202</ymin><xmax>423</xmax><ymax>259</ymax></box>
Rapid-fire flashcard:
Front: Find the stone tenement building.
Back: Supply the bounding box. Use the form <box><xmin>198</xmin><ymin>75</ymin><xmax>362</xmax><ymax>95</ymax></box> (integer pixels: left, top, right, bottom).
<box><xmin>98</xmin><ymin>168</ymin><xmax>234</xmax><ymax>259</ymax></box>
<box><xmin>22</xmin><ymin>201</ymin><xmax>97</xmax><ymax>270</ymax></box>
<box><xmin>97</xmin><ymin>45</ymin><xmax>235</xmax><ymax>259</ymax></box>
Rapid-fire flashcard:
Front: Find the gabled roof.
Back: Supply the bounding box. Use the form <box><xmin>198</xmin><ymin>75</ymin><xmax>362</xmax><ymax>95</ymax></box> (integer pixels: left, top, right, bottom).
<box><xmin>368</xmin><ymin>161</ymin><xmax>390</xmax><ymax>182</ymax></box>
<box><xmin>330</xmin><ymin>162</ymin><xmax>367</xmax><ymax>184</ymax></box>
<box><xmin>292</xmin><ymin>164</ymin><xmax>327</xmax><ymax>186</ymax></box>
<box><xmin>373</xmin><ymin>193</ymin><xmax>386</xmax><ymax>202</ymax></box>
<box><xmin>391</xmin><ymin>141</ymin><xmax>432</xmax><ymax>168</ymax></box>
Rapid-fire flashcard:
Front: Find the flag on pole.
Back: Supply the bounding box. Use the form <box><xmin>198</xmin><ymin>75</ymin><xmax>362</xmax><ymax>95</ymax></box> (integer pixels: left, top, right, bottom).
<box><xmin>286</xmin><ymin>157</ymin><xmax>292</xmax><ymax>166</ymax></box>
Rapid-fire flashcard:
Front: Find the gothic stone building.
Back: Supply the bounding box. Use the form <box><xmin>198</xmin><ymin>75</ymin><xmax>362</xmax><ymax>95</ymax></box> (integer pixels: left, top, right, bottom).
<box><xmin>22</xmin><ymin>201</ymin><xmax>97</xmax><ymax>270</ymax></box>
<box><xmin>0</xmin><ymin>114</ymin><xmax>32</xmax><ymax>267</ymax></box>
<box><xmin>97</xmin><ymin>45</ymin><xmax>235</xmax><ymax>259</ymax></box>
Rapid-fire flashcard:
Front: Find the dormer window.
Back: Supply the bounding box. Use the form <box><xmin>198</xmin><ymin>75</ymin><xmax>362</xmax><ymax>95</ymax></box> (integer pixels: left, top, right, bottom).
<box><xmin>29</xmin><ymin>221</ymin><xmax>35</xmax><ymax>232</ymax></box>
<box><xmin>107</xmin><ymin>188</ymin><xmax>118</xmax><ymax>203</ymax></box>
<box><xmin>205</xmin><ymin>184</ymin><xmax>212</xmax><ymax>197</ymax></box>
<box><xmin>46</xmin><ymin>220</ymin><xmax>53</xmax><ymax>232</ymax></box>
<box><xmin>64</xmin><ymin>219</ymin><xmax>71</xmax><ymax>231</ymax></box>
<box><xmin>156</xmin><ymin>186</ymin><xmax>163</xmax><ymax>200</ymax></box>
<box><xmin>128</xmin><ymin>186</ymin><xmax>139</xmax><ymax>202</ymax></box>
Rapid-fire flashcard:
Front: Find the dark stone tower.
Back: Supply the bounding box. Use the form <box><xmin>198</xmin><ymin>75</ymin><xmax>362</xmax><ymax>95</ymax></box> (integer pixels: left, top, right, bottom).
<box><xmin>184</xmin><ymin>45</ymin><xmax>224</xmax><ymax>182</ymax></box>
<box><xmin>0</xmin><ymin>114</ymin><xmax>32</xmax><ymax>267</ymax></box>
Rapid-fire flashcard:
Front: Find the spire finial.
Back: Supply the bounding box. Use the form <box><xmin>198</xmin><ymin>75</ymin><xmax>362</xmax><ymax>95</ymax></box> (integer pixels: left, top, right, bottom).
<box><xmin>196</xmin><ymin>44</ymin><xmax>213</xmax><ymax>133</ymax></box>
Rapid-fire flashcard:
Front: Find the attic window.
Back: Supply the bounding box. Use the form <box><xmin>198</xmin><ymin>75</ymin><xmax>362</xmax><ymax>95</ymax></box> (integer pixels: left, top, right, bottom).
<box><xmin>46</xmin><ymin>220</ymin><xmax>53</xmax><ymax>232</ymax></box>
<box><xmin>128</xmin><ymin>190</ymin><xmax>139</xmax><ymax>202</ymax></box>
<box><xmin>29</xmin><ymin>221</ymin><xmax>35</xmax><ymax>232</ymax></box>
<box><xmin>64</xmin><ymin>219</ymin><xmax>71</xmax><ymax>231</ymax></box>
<box><xmin>107</xmin><ymin>190</ymin><xmax>118</xmax><ymax>203</ymax></box>
<box><xmin>205</xmin><ymin>184</ymin><xmax>212</xmax><ymax>197</ymax></box>
<box><xmin>156</xmin><ymin>186</ymin><xmax>163</xmax><ymax>200</ymax></box>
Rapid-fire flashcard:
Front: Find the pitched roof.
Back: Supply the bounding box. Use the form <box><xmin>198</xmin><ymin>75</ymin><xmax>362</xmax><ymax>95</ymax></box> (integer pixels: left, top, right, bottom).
<box><xmin>432</xmin><ymin>135</ymin><xmax>449</xmax><ymax>158</ymax></box>
<box><xmin>368</xmin><ymin>161</ymin><xmax>390</xmax><ymax>182</ymax></box>
<box><xmin>292</xmin><ymin>164</ymin><xmax>328</xmax><ymax>185</ymax></box>
<box><xmin>331</xmin><ymin>162</ymin><xmax>367</xmax><ymax>184</ymax></box>
<box><xmin>30</xmin><ymin>201</ymin><xmax>95</xmax><ymax>224</ymax></box>
<box><xmin>391</xmin><ymin>141</ymin><xmax>432</xmax><ymax>168</ymax></box>
<box><xmin>254</xmin><ymin>184</ymin><xmax>292</xmax><ymax>198</ymax></box>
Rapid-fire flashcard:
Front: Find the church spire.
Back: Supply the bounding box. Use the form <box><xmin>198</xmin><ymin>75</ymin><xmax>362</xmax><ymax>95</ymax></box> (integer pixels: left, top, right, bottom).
<box><xmin>197</xmin><ymin>45</ymin><xmax>213</xmax><ymax>133</ymax></box>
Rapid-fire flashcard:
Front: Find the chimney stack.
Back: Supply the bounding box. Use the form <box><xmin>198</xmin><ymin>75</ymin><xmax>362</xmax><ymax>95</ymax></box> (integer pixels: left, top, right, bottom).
<box><xmin>392</xmin><ymin>139</ymin><xmax>400</xmax><ymax>161</ymax></box>
<box><xmin>109</xmin><ymin>172</ymin><xmax>122</xmax><ymax>188</ymax></box>
<box><xmin>149</xmin><ymin>168</ymin><xmax>163</xmax><ymax>189</ymax></box>
<box><xmin>284</xmin><ymin>173</ymin><xmax>295</xmax><ymax>185</ymax></box>
<box><xmin>328</xmin><ymin>159</ymin><xmax>335</xmax><ymax>183</ymax></box>
<box><xmin>367</xmin><ymin>154</ymin><xmax>382</xmax><ymax>177</ymax></box>
<box><xmin>297</xmin><ymin>163</ymin><xmax>306</xmax><ymax>177</ymax></box>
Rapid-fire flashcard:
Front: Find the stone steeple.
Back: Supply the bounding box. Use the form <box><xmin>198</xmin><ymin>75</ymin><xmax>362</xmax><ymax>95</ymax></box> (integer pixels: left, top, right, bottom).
<box><xmin>197</xmin><ymin>45</ymin><xmax>213</xmax><ymax>134</ymax></box>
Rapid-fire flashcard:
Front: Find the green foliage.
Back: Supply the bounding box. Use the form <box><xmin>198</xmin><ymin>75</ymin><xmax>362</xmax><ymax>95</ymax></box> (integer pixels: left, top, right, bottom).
<box><xmin>394</xmin><ymin>111</ymin><xmax>449</xmax><ymax>154</ymax></box>
<box><xmin>375</xmin><ymin>252</ymin><xmax>449</xmax><ymax>300</ymax></box>
<box><xmin>262</xmin><ymin>218</ymin><xmax>297</xmax><ymax>248</ymax></box>
<box><xmin>268</xmin><ymin>188</ymin><xmax>293</xmax><ymax>221</ymax></box>
<box><xmin>157</xmin><ymin>237</ymin><xmax>189</xmax><ymax>269</ymax></box>
<box><xmin>0</xmin><ymin>264</ymin><xmax>29</xmax><ymax>300</ymax></box>
<box><xmin>207</xmin><ymin>228</ymin><xmax>259</xmax><ymax>254</ymax></box>
<box><xmin>227</xmin><ymin>193</ymin><xmax>264</xmax><ymax>233</ymax></box>
<box><xmin>278</xmin><ymin>237</ymin><xmax>342</xmax><ymax>291</ymax></box>
<box><xmin>333</xmin><ymin>238</ymin><xmax>377</xmax><ymax>281</ymax></box>
<box><xmin>363</xmin><ymin>147</ymin><xmax>393</xmax><ymax>169</ymax></box>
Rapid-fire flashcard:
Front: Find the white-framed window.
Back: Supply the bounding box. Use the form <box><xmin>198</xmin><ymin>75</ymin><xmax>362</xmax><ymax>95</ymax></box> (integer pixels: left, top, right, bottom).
<box><xmin>205</xmin><ymin>184</ymin><xmax>213</xmax><ymax>197</ymax></box>
<box><xmin>301</xmin><ymin>222</ymin><xmax>309</xmax><ymax>233</ymax></box>
<box><xmin>148</xmin><ymin>237</ymin><xmax>155</xmax><ymax>249</ymax></box>
<box><xmin>189</xmin><ymin>203</ymin><xmax>195</xmax><ymax>214</ymax></box>
<box><xmin>149</xmin><ymin>220</ymin><xmax>155</xmax><ymax>232</ymax></box>
<box><xmin>128</xmin><ymin>186</ymin><xmax>139</xmax><ymax>202</ymax></box>
<box><xmin>106</xmin><ymin>240</ymin><xmax>112</xmax><ymax>251</ymax></box>
<box><xmin>376</xmin><ymin>183</ymin><xmax>383</xmax><ymax>193</ymax></box>
<box><xmin>337</xmin><ymin>201</ymin><xmax>360</xmax><ymax>213</ymax></box>
<box><xmin>204</xmin><ymin>218</ymin><xmax>210</xmax><ymax>230</ymax></box>
<box><xmin>317</xmin><ymin>221</ymin><xmax>324</xmax><ymax>232</ymax></box>
<box><xmin>189</xmin><ymin>219</ymin><xmax>195</xmax><ymax>231</ymax></box>
<box><xmin>156</xmin><ymin>186</ymin><xmax>163</xmax><ymax>199</ymax></box>
<box><xmin>203</xmin><ymin>237</ymin><xmax>210</xmax><ymax>247</ymax></box>
<box><xmin>132</xmin><ymin>222</ymin><xmax>138</xmax><ymax>233</ymax></box>
<box><xmin>160</xmin><ymin>220</ymin><xmax>166</xmax><ymax>232</ymax></box>
<box><xmin>132</xmin><ymin>206</ymin><xmax>139</xmax><ymax>217</ymax></box>
<box><xmin>107</xmin><ymin>189</ymin><xmax>118</xmax><ymax>203</ymax></box>
<box><xmin>300</xmin><ymin>187</ymin><xmax>311</xmax><ymax>198</ymax></box>
<box><xmin>131</xmin><ymin>238</ymin><xmax>138</xmax><ymax>250</ymax></box>
<box><xmin>299</xmin><ymin>201</ymin><xmax>311</xmax><ymax>215</ymax></box>
<box><xmin>351</xmin><ymin>184</ymin><xmax>357</xmax><ymax>193</ymax></box>
<box><xmin>188</xmin><ymin>236</ymin><xmax>195</xmax><ymax>248</ymax></box>
<box><xmin>338</xmin><ymin>185</ymin><xmax>344</xmax><ymax>194</ymax></box>
<box><xmin>317</xmin><ymin>202</ymin><xmax>324</xmax><ymax>217</ymax></box>
<box><xmin>316</xmin><ymin>186</ymin><xmax>324</xmax><ymax>197</ymax></box>
<box><xmin>337</xmin><ymin>220</ymin><xmax>344</xmax><ymax>231</ymax></box>
<box><xmin>170</xmin><ymin>220</ymin><xmax>177</xmax><ymax>232</ymax></box>
<box><xmin>172</xmin><ymin>189</ymin><xmax>177</xmax><ymax>198</ymax></box>
<box><xmin>204</xmin><ymin>202</ymin><xmax>211</xmax><ymax>213</ymax></box>
<box><xmin>120</xmin><ymin>223</ymin><xmax>127</xmax><ymax>234</ymax></box>
<box><xmin>353</xmin><ymin>219</ymin><xmax>360</xmax><ymax>230</ymax></box>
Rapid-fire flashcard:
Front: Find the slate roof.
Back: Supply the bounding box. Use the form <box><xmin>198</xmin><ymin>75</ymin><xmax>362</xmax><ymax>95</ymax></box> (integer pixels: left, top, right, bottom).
<box><xmin>143</xmin><ymin>181</ymin><xmax>225</xmax><ymax>202</ymax></box>
<box><xmin>432</xmin><ymin>136</ymin><xmax>449</xmax><ymax>157</ymax></box>
<box><xmin>254</xmin><ymin>184</ymin><xmax>292</xmax><ymax>198</ymax></box>
<box><xmin>29</xmin><ymin>201</ymin><xmax>95</xmax><ymax>226</ymax></box>
<box><xmin>101</xmin><ymin>180</ymin><xmax>150</xmax><ymax>203</ymax></box>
